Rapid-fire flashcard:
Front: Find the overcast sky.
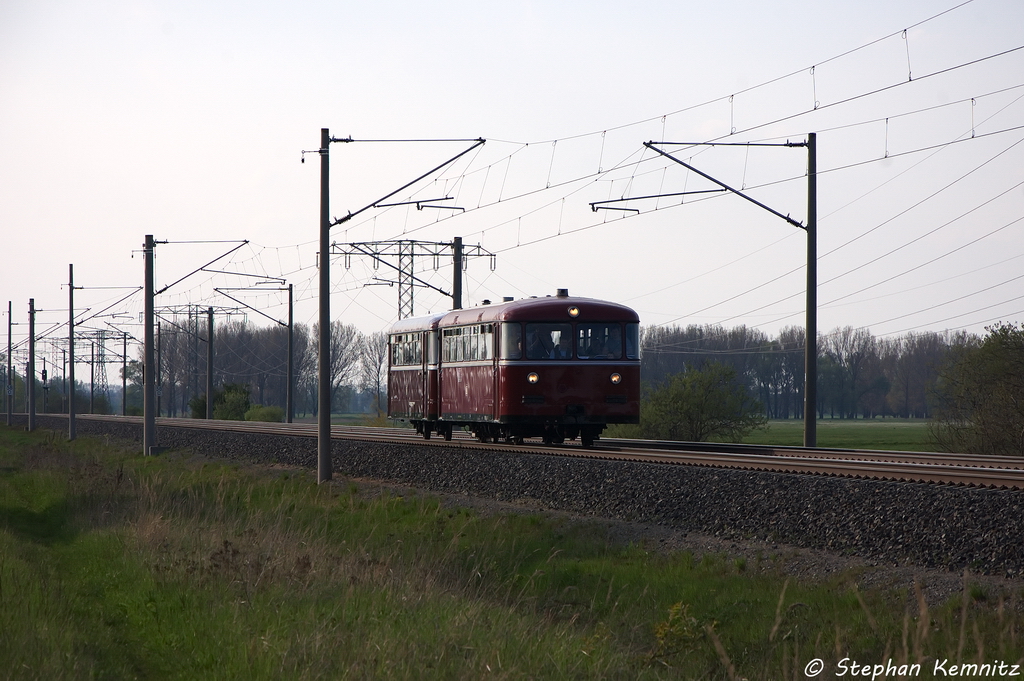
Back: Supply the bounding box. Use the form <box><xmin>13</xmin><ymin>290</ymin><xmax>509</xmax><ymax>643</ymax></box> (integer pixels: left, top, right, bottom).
<box><xmin>2</xmin><ymin>0</ymin><xmax>1022</xmax><ymax>364</ymax></box>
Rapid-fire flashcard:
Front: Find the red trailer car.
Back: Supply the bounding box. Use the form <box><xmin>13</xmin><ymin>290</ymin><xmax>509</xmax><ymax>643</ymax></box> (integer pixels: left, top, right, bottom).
<box><xmin>387</xmin><ymin>289</ymin><xmax>640</xmax><ymax>447</ymax></box>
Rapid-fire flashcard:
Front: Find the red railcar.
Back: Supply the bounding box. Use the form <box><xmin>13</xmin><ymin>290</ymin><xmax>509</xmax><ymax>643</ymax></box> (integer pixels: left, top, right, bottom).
<box><xmin>387</xmin><ymin>312</ymin><xmax>444</xmax><ymax>425</ymax></box>
<box><xmin>387</xmin><ymin>289</ymin><xmax>640</xmax><ymax>447</ymax></box>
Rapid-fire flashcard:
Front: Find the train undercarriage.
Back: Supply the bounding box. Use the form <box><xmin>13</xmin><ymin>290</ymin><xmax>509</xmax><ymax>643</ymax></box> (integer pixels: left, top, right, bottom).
<box><xmin>412</xmin><ymin>420</ymin><xmax>603</xmax><ymax>448</ymax></box>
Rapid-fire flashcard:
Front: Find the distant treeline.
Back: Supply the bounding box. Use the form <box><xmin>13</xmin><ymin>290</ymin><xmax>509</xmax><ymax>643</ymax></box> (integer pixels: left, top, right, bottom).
<box><xmin>642</xmin><ymin>324</ymin><xmax>973</xmax><ymax>420</ymax></box>
<box><xmin>132</xmin><ymin>316</ymin><xmax>387</xmax><ymax>418</ymax></box>
<box><xmin>184</xmin><ymin>320</ymin><xmax>958</xmax><ymax>422</ymax></box>
<box><xmin>1</xmin><ymin>317</ymin><xmax>984</xmax><ymax>423</ymax></box>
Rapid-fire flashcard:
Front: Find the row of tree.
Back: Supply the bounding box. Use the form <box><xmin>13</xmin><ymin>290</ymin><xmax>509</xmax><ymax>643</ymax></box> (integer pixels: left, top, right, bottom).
<box><xmin>641</xmin><ymin>324</ymin><xmax>969</xmax><ymax>421</ymax></box>
<box><xmin>0</xmin><ymin>316</ymin><xmax>389</xmax><ymax>420</ymax></box>
<box><xmin>145</xmin><ymin>318</ymin><xmax>976</xmax><ymax>425</ymax></box>
<box><xmin>0</xmin><ymin>321</ymin><xmax>990</xmax><ymax>422</ymax></box>
<box><xmin>121</xmin><ymin>317</ymin><xmax>388</xmax><ymax>418</ymax></box>
<box><xmin>632</xmin><ymin>322</ymin><xmax>1023</xmax><ymax>454</ymax></box>
<box><xmin>0</xmin><ymin>370</ymin><xmax>111</xmax><ymax>416</ymax></box>
<box><xmin>5</xmin><ymin>318</ymin><xmax>1020</xmax><ymax>455</ymax></box>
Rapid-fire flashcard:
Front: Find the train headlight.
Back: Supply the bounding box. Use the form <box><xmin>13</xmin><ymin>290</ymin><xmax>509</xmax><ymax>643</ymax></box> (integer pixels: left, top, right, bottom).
<box><xmin>567</xmin><ymin>306</ymin><xmax>580</xmax><ymax>318</ymax></box>
<box><xmin>610</xmin><ymin>372</ymin><xmax>622</xmax><ymax>385</ymax></box>
<box><xmin>527</xmin><ymin>372</ymin><xmax>540</xmax><ymax>384</ymax></box>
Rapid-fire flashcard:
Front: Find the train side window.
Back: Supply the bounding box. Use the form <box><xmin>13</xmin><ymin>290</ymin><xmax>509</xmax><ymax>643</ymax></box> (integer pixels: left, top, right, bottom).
<box><xmin>442</xmin><ymin>327</ymin><xmax>461</xmax><ymax>362</ymax></box>
<box><xmin>481</xmin><ymin>324</ymin><xmax>493</xmax><ymax>360</ymax></box>
<box><xmin>390</xmin><ymin>333</ymin><xmax>423</xmax><ymax>366</ymax></box>
<box><xmin>477</xmin><ymin>331</ymin><xmax>488</xmax><ymax>360</ymax></box>
<box><xmin>625</xmin><ymin>323</ymin><xmax>640</xmax><ymax>359</ymax></box>
<box><xmin>441</xmin><ymin>324</ymin><xmax>495</xmax><ymax>362</ymax></box>
<box><xmin>501</xmin><ymin>323</ymin><xmax>522</xmax><ymax>359</ymax></box>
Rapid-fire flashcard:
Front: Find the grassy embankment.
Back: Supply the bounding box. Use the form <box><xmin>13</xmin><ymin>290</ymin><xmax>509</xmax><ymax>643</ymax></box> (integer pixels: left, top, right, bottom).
<box><xmin>1</xmin><ymin>425</ymin><xmax>1019</xmax><ymax>679</ymax></box>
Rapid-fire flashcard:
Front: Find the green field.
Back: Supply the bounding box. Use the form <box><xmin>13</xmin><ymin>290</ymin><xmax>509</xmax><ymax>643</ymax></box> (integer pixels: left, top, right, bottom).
<box><xmin>742</xmin><ymin>419</ymin><xmax>938</xmax><ymax>451</ymax></box>
<box><xmin>609</xmin><ymin>418</ymin><xmax>940</xmax><ymax>452</ymax></box>
<box><xmin>1</xmin><ymin>425</ymin><xmax>1016</xmax><ymax>679</ymax></box>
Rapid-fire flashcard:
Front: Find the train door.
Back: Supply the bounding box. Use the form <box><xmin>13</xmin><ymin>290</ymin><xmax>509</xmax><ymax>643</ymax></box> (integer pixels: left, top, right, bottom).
<box><xmin>490</xmin><ymin>324</ymin><xmax>500</xmax><ymax>421</ymax></box>
<box><xmin>424</xmin><ymin>329</ymin><xmax>439</xmax><ymax>420</ymax></box>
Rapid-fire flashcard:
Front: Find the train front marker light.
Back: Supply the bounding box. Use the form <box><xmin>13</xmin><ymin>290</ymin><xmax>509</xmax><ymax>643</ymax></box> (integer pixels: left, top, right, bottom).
<box><xmin>610</xmin><ymin>373</ymin><xmax>622</xmax><ymax>385</ymax></box>
<box><xmin>567</xmin><ymin>306</ymin><xmax>580</xmax><ymax>318</ymax></box>
<box><xmin>527</xmin><ymin>372</ymin><xmax>540</xmax><ymax>384</ymax></box>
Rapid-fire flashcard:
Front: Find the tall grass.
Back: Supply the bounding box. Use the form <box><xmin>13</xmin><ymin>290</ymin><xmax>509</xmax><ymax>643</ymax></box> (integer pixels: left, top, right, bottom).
<box><xmin>0</xmin><ymin>425</ymin><xmax>1020</xmax><ymax>679</ymax></box>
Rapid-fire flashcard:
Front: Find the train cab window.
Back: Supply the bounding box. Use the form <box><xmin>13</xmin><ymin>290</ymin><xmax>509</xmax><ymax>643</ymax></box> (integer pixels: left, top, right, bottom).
<box><xmin>500</xmin><ymin>323</ymin><xmax>523</xmax><ymax>359</ymax></box>
<box><xmin>625</xmin><ymin>323</ymin><xmax>640</xmax><ymax>359</ymax></box>
<box><xmin>525</xmin><ymin>323</ymin><xmax>572</xmax><ymax>360</ymax></box>
<box><xmin>576</xmin><ymin>323</ymin><xmax>623</xmax><ymax>360</ymax></box>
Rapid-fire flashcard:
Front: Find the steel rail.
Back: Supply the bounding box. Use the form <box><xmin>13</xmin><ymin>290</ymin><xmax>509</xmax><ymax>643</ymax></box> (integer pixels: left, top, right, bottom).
<box><xmin>46</xmin><ymin>414</ymin><xmax>1024</xmax><ymax>489</ymax></box>
<box><xmin>599</xmin><ymin>438</ymin><xmax>1024</xmax><ymax>470</ymax></box>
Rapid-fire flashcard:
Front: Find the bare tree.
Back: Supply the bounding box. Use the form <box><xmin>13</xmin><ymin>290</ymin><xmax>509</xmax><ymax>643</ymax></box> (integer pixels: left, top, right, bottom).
<box><xmin>880</xmin><ymin>331</ymin><xmax>947</xmax><ymax>418</ymax></box>
<box><xmin>823</xmin><ymin>327</ymin><xmax>882</xmax><ymax>418</ymax></box>
<box><xmin>308</xmin><ymin>320</ymin><xmax>363</xmax><ymax>413</ymax></box>
<box><xmin>360</xmin><ymin>331</ymin><xmax>388</xmax><ymax>415</ymax></box>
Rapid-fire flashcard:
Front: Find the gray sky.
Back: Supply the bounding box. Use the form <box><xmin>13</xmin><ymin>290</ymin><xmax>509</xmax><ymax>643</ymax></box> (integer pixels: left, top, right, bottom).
<box><xmin>2</xmin><ymin>0</ymin><xmax>1022</xmax><ymax>363</ymax></box>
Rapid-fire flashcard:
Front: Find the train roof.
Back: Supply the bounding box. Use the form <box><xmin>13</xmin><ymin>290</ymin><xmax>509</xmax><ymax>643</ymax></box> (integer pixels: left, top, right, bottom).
<box><xmin>387</xmin><ymin>291</ymin><xmax>638</xmax><ymax>334</ymax></box>
<box><xmin>388</xmin><ymin>312</ymin><xmax>445</xmax><ymax>334</ymax></box>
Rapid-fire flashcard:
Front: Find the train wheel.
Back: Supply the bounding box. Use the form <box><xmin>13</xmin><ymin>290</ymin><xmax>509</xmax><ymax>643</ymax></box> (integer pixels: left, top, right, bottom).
<box><xmin>423</xmin><ymin>426</ymin><xmax>432</xmax><ymax>440</ymax></box>
<box><xmin>443</xmin><ymin>426</ymin><xmax>452</xmax><ymax>441</ymax></box>
<box><xmin>581</xmin><ymin>430</ymin><xmax>595</xmax><ymax>448</ymax></box>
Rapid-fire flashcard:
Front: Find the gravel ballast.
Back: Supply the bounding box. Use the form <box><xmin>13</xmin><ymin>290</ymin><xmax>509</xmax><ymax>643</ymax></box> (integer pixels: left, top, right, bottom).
<box><xmin>19</xmin><ymin>415</ymin><xmax>1024</xmax><ymax>579</ymax></box>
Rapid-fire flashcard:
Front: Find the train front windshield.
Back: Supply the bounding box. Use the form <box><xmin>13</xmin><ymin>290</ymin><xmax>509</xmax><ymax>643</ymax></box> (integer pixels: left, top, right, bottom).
<box><xmin>501</xmin><ymin>322</ymin><xmax>639</xmax><ymax>360</ymax></box>
<box><xmin>576</xmin><ymin>323</ymin><xmax>622</xmax><ymax>359</ymax></box>
<box><xmin>524</xmin><ymin>323</ymin><xmax>572</xmax><ymax>359</ymax></box>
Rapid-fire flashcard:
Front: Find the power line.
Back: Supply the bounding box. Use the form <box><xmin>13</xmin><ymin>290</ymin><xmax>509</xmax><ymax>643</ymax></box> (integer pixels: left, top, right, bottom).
<box><xmin>750</xmin><ymin>213</ymin><xmax>1024</xmax><ymax>331</ymax></box>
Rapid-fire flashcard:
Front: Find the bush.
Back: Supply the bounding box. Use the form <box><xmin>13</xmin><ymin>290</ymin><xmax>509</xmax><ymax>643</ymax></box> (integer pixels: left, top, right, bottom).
<box><xmin>214</xmin><ymin>386</ymin><xmax>251</xmax><ymax>421</ymax></box>
<box><xmin>188</xmin><ymin>393</ymin><xmax>209</xmax><ymax>419</ymax></box>
<box><xmin>191</xmin><ymin>383</ymin><xmax>252</xmax><ymax>420</ymax></box>
<box><xmin>640</xmin><ymin>362</ymin><xmax>767</xmax><ymax>442</ymax></box>
<box><xmin>245</xmin><ymin>405</ymin><xmax>284</xmax><ymax>422</ymax></box>
<box><xmin>931</xmin><ymin>323</ymin><xmax>1024</xmax><ymax>455</ymax></box>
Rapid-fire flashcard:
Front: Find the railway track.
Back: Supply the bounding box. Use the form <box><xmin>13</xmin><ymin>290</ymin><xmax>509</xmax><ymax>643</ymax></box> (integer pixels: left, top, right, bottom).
<box><xmin>43</xmin><ymin>414</ymin><xmax>1024</xmax><ymax>489</ymax></box>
